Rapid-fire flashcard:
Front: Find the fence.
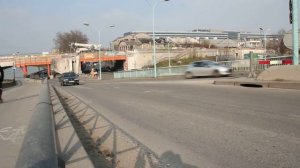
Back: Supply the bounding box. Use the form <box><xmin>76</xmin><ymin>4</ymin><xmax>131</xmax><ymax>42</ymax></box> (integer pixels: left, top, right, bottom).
<box><xmin>114</xmin><ymin>56</ymin><xmax>293</xmax><ymax>79</ymax></box>
<box><xmin>16</xmin><ymin>56</ymin><xmax>51</xmax><ymax>66</ymax></box>
<box><xmin>114</xmin><ymin>66</ymin><xmax>187</xmax><ymax>79</ymax></box>
<box><xmin>217</xmin><ymin>60</ymin><xmax>266</xmax><ymax>71</ymax></box>
<box><xmin>15</xmin><ymin>79</ymin><xmax>59</xmax><ymax>168</ymax></box>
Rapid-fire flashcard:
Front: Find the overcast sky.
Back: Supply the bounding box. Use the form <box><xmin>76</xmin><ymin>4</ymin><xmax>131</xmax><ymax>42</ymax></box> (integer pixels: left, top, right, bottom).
<box><xmin>0</xmin><ymin>0</ymin><xmax>296</xmax><ymax>55</ymax></box>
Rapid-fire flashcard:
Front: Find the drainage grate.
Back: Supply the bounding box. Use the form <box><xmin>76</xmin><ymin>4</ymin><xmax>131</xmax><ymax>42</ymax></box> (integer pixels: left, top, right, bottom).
<box><xmin>240</xmin><ymin>83</ymin><xmax>263</xmax><ymax>88</ymax></box>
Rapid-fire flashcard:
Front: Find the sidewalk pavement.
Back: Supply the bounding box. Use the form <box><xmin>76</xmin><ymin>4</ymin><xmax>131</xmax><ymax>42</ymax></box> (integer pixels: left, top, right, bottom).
<box><xmin>0</xmin><ymin>81</ymin><xmax>42</xmax><ymax>168</ymax></box>
<box><xmin>213</xmin><ymin>77</ymin><xmax>300</xmax><ymax>90</ymax></box>
<box><xmin>214</xmin><ymin>65</ymin><xmax>300</xmax><ymax>90</ymax></box>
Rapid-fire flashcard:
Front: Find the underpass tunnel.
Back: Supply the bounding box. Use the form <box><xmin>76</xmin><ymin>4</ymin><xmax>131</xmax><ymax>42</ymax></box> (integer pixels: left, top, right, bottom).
<box><xmin>114</xmin><ymin>60</ymin><xmax>125</xmax><ymax>71</ymax></box>
<box><xmin>81</xmin><ymin>60</ymin><xmax>125</xmax><ymax>74</ymax></box>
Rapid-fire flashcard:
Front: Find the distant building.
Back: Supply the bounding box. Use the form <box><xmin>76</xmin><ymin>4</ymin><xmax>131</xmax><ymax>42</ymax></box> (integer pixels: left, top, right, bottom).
<box><xmin>112</xmin><ymin>29</ymin><xmax>282</xmax><ymax>51</ymax></box>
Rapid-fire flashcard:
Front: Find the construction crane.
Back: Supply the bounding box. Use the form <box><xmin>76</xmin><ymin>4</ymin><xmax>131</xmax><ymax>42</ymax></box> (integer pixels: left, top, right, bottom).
<box><xmin>71</xmin><ymin>43</ymin><xmax>101</xmax><ymax>54</ymax></box>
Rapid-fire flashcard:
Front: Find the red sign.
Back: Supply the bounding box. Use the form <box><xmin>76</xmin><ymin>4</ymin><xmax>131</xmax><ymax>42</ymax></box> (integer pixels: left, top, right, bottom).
<box><xmin>258</xmin><ymin>60</ymin><xmax>270</xmax><ymax>65</ymax></box>
<box><xmin>282</xmin><ymin>59</ymin><xmax>293</xmax><ymax>65</ymax></box>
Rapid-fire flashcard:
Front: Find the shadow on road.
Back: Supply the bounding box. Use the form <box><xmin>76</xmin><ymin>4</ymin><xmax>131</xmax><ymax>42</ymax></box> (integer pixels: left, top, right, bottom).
<box><xmin>53</xmin><ymin>86</ymin><xmax>198</xmax><ymax>168</ymax></box>
<box><xmin>159</xmin><ymin>151</ymin><xmax>198</xmax><ymax>168</ymax></box>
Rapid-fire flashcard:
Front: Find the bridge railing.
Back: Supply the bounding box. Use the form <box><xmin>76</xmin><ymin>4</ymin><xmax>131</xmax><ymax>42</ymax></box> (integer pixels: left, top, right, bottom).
<box><xmin>15</xmin><ymin>56</ymin><xmax>51</xmax><ymax>66</ymax></box>
<box><xmin>114</xmin><ymin>66</ymin><xmax>188</xmax><ymax>79</ymax></box>
<box><xmin>217</xmin><ymin>60</ymin><xmax>265</xmax><ymax>71</ymax></box>
<box><xmin>114</xmin><ymin>57</ymin><xmax>293</xmax><ymax>79</ymax></box>
<box><xmin>15</xmin><ymin>79</ymin><xmax>58</xmax><ymax>168</ymax></box>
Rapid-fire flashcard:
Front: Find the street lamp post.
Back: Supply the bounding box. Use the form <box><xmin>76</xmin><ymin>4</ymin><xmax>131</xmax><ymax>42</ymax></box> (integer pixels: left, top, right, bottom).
<box><xmin>98</xmin><ymin>30</ymin><xmax>102</xmax><ymax>80</ymax></box>
<box><xmin>12</xmin><ymin>52</ymin><xmax>19</xmax><ymax>82</ymax></box>
<box><xmin>259</xmin><ymin>28</ymin><xmax>270</xmax><ymax>61</ymax></box>
<box><xmin>292</xmin><ymin>0</ymin><xmax>299</xmax><ymax>65</ymax></box>
<box><xmin>168</xmin><ymin>42</ymin><xmax>171</xmax><ymax>68</ymax></box>
<box><xmin>167</xmin><ymin>41</ymin><xmax>172</xmax><ymax>74</ymax></box>
<box><xmin>148</xmin><ymin>0</ymin><xmax>170</xmax><ymax>78</ymax></box>
<box><xmin>83</xmin><ymin>23</ymin><xmax>115</xmax><ymax>80</ymax></box>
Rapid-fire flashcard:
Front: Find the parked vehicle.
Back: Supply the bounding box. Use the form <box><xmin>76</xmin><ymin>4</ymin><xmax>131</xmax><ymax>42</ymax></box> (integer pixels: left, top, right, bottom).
<box><xmin>185</xmin><ymin>60</ymin><xmax>232</xmax><ymax>79</ymax></box>
<box><xmin>59</xmin><ymin>72</ymin><xmax>79</xmax><ymax>86</ymax></box>
<box><xmin>26</xmin><ymin>69</ymin><xmax>48</xmax><ymax>79</ymax></box>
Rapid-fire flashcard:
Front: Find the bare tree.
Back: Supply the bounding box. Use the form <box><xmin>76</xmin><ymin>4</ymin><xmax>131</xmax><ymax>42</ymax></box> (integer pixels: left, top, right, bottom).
<box><xmin>279</xmin><ymin>39</ymin><xmax>291</xmax><ymax>55</ymax></box>
<box><xmin>53</xmin><ymin>30</ymin><xmax>88</xmax><ymax>53</ymax></box>
<box><xmin>266</xmin><ymin>29</ymin><xmax>291</xmax><ymax>55</ymax></box>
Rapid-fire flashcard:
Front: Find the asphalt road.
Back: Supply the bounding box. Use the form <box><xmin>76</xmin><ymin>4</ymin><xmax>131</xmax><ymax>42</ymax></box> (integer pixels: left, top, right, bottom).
<box><xmin>50</xmin><ymin>78</ymin><xmax>300</xmax><ymax>168</ymax></box>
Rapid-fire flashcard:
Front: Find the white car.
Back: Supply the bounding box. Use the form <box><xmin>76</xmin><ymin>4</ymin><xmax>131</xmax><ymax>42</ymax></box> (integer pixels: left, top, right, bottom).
<box><xmin>185</xmin><ymin>60</ymin><xmax>232</xmax><ymax>79</ymax></box>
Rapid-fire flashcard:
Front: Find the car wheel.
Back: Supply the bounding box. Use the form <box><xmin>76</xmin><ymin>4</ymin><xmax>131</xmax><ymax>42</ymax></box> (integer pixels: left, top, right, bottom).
<box><xmin>76</xmin><ymin>82</ymin><xmax>79</xmax><ymax>85</ymax></box>
<box><xmin>213</xmin><ymin>70</ymin><xmax>221</xmax><ymax>77</ymax></box>
<box><xmin>185</xmin><ymin>72</ymin><xmax>193</xmax><ymax>79</ymax></box>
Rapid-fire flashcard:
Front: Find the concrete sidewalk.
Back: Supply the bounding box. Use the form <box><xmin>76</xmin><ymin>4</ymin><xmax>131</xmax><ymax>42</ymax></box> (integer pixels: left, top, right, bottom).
<box><xmin>214</xmin><ymin>77</ymin><xmax>300</xmax><ymax>90</ymax></box>
<box><xmin>0</xmin><ymin>81</ymin><xmax>42</xmax><ymax>168</ymax></box>
<box><xmin>214</xmin><ymin>65</ymin><xmax>300</xmax><ymax>90</ymax></box>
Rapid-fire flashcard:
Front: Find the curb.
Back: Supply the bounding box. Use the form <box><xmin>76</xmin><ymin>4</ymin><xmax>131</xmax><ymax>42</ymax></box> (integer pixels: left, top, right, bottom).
<box><xmin>3</xmin><ymin>80</ymin><xmax>17</xmax><ymax>88</ymax></box>
<box><xmin>213</xmin><ymin>80</ymin><xmax>300</xmax><ymax>90</ymax></box>
<box><xmin>23</xmin><ymin>78</ymin><xmax>44</xmax><ymax>84</ymax></box>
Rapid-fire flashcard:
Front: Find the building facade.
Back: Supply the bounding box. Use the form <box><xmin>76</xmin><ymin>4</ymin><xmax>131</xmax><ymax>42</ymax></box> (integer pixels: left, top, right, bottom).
<box><xmin>112</xmin><ymin>29</ymin><xmax>283</xmax><ymax>51</ymax></box>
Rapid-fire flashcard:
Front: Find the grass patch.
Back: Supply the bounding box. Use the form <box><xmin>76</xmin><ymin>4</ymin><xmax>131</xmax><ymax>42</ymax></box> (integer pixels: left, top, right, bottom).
<box><xmin>146</xmin><ymin>55</ymin><xmax>216</xmax><ymax>68</ymax></box>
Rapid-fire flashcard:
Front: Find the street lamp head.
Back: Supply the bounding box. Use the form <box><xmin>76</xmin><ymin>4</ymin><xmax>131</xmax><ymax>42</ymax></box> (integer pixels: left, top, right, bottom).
<box><xmin>164</xmin><ymin>0</ymin><xmax>170</xmax><ymax>1</ymax></box>
<box><xmin>109</xmin><ymin>25</ymin><xmax>115</xmax><ymax>28</ymax></box>
<box><xmin>83</xmin><ymin>23</ymin><xmax>90</xmax><ymax>26</ymax></box>
<box><xmin>259</xmin><ymin>28</ymin><xmax>263</xmax><ymax>31</ymax></box>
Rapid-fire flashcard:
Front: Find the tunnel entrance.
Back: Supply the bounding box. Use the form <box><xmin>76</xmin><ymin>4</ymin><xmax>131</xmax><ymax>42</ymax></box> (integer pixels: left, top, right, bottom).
<box><xmin>81</xmin><ymin>60</ymin><xmax>125</xmax><ymax>74</ymax></box>
<box><xmin>114</xmin><ymin>60</ymin><xmax>125</xmax><ymax>71</ymax></box>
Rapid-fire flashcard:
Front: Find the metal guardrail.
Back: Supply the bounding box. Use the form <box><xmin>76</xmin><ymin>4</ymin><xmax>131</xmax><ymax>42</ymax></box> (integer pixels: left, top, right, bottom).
<box><xmin>114</xmin><ymin>57</ymin><xmax>293</xmax><ymax>79</ymax></box>
<box><xmin>15</xmin><ymin>79</ymin><xmax>58</xmax><ymax>168</ymax></box>
<box><xmin>113</xmin><ymin>66</ymin><xmax>188</xmax><ymax>79</ymax></box>
<box><xmin>217</xmin><ymin>60</ymin><xmax>266</xmax><ymax>71</ymax></box>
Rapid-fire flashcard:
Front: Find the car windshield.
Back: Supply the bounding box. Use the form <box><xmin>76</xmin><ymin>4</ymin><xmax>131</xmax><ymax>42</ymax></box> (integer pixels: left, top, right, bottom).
<box><xmin>206</xmin><ymin>61</ymin><xmax>220</xmax><ymax>66</ymax></box>
<box><xmin>63</xmin><ymin>72</ymin><xmax>75</xmax><ymax>77</ymax></box>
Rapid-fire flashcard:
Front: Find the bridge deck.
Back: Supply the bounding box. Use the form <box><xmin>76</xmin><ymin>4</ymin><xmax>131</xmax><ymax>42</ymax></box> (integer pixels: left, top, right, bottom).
<box><xmin>80</xmin><ymin>55</ymin><xmax>126</xmax><ymax>62</ymax></box>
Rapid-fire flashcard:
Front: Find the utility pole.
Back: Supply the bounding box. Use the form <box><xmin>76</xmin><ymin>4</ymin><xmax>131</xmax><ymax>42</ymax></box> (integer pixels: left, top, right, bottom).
<box><xmin>290</xmin><ymin>0</ymin><xmax>299</xmax><ymax>65</ymax></box>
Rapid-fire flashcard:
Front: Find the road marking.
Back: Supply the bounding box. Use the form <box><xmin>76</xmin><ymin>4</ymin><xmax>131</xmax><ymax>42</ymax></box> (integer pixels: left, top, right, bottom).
<box><xmin>0</xmin><ymin>126</ymin><xmax>27</xmax><ymax>144</ymax></box>
<box><xmin>288</xmin><ymin>114</ymin><xmax>300</xmax><ymax>118</ymax></box>
<box><xmin>76</xmin><ymin>85</ymin><xmax>92</xmax><ymax>90</ymax></box>
<box><xmin>189</xmin><ymin>122</ymin><xmax>195</xmax><ymax>126</ymax></box>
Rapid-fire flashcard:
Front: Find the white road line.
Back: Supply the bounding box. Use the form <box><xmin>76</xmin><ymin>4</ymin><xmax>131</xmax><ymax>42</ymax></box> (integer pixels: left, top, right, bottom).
<box><xmin>0</xmin><ymin>126</ymin><xmax>27</xmax><ymax>143</ymax></box>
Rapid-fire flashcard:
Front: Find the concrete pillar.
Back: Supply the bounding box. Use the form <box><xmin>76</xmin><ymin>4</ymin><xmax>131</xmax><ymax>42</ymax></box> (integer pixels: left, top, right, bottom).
<box><xmin>22</xmin><ymin>66</ymin><xmax>28</xmax><ymax>77</ymax></box>
<box><xmin>47</xmin><ymin>64</ymin><xmax>51</xmax><ymax>76</ymax></box>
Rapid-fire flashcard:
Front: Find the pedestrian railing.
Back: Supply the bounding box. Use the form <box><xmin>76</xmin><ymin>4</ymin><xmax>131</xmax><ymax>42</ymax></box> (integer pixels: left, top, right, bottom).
<box><xmin>15</xmin><ymin>79</ymin><xmax>59</xmax><ymax>168</ymax></box>
<box><xmin>113</xmin><ymin>66</ymin><xmax>187</xmax><ymax>79</ymax></box>
<box><xmin>114</xmin><ymin>57</ymin><xmax>292</xmax><ymax>79</ymax></box>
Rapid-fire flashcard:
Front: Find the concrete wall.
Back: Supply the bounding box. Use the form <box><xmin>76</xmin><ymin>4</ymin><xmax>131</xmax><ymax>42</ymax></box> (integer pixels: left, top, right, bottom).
<box><xmin>257</xmin><ymin>65</ymin><xmax>300</xmax><ymax>81</ymax></box>
<box><xmin>0</xmin><ymin>61</ymin><xmax>14</xmax><ymax>67</ymax></box>
<box><xmin>125</xmin><ymin>50</ymin><xmax>185</xmax><ymax>70</ymax></box>
<box><xmin>125</xmin><ymin>48</ymin><xmax>227</xmax><ymax>70</ymax></box>
<box><xmin>53</xmin><ymin>56</ymin><xmax>81</xmax><ymax>74</ymax></box>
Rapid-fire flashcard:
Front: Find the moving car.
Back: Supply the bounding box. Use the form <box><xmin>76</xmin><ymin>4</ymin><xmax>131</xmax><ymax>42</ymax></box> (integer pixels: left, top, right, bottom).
<box><xmin>59</xmin><ymin>72</ymin><xmax>79</xmax><ymax>86</ymax></box>
<box><xmin>185</xmin><ymin>60</ymin><xmax>232</xmax><ymax>78</ymax></box>
<box><xmin>26</xmin><ymin>69</ymin><xmax>48</xmax><ymax>79</ymax></box>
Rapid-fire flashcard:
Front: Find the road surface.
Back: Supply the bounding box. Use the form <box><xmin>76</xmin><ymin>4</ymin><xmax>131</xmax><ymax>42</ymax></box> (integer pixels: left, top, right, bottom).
<box><xmin>50</xmin><ymin>78</ymin><xmax>300</xmax><ymax>168</ymax></box>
